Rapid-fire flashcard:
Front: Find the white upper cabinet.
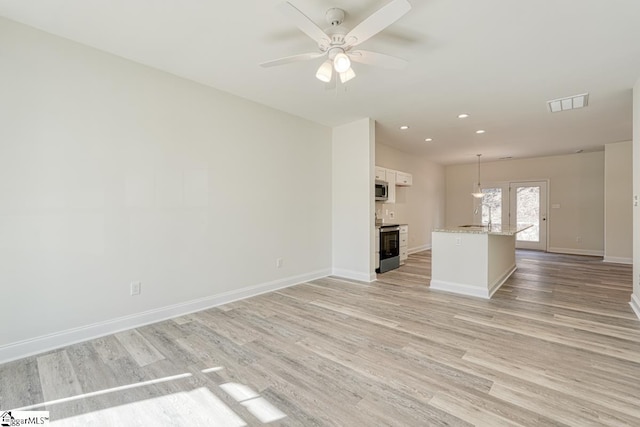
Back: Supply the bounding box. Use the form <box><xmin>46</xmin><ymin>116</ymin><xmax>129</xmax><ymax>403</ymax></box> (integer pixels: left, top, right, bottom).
<box><xmin>375</xmin><ymin>167</ymin><xmax>412</xmax><ymax>187</ymax></box>
<box><xmin>375</xmin><ymin>166</ymin><xmax>411</xmax><ymax>204</ymax></box>
<box><xmin>396</xmin><ymin>171</ymin><xmax>413</xmax><ymax>186</ymax></box>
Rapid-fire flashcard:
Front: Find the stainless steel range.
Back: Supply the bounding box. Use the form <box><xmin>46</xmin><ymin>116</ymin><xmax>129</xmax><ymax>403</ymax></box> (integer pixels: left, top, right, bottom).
<box><xmin>377</xmin><ymin>224</ymin><xmax>400</xmax><ymax>273</ymax></box>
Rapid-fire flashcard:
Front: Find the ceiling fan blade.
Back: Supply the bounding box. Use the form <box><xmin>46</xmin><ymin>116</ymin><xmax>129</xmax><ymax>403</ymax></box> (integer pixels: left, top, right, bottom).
<box><xmin>349</xmin><ymin>50</ymin><xmax>408</xmax><ymax>69</ymax></box>
<box><xmin>277</xmin><ymin>1</ymin><xmax>330</xmax><ymax>44</ymax></box>
<box><xmin>260</xmin><ymin>52</ymin><xmax>326</xmax><ymax>68</ymax></box>
<box><xmin>345</xmin><ymin>0</ymin><xmax>411</xmax><ymax>47</ymax></box>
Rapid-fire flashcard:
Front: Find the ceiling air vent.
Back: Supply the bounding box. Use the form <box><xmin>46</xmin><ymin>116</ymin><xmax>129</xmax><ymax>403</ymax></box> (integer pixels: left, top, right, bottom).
<box><xmin>547</xmin><ymin>93</ymin><xmax>589</xmax><ymax>113</ymax></box>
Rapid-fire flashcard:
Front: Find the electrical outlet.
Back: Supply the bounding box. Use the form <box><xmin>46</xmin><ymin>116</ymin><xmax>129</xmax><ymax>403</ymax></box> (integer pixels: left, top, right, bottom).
<box><xmin>389</xmin><ymin>211</ymin><xmax>395</xmax><ymax>219</ymax></box>
<box><xmin>455</xmin><ymin>237</ymin><xmax>462</xmax><ymax>246</ymax></box>
<box><xmin>130</xmin><ymin>281</ymin><xmax>141</xmax><ymax>296</ymax></box>
<box><xmin>576</xmin><ymin>236</ymin><xmax>582</xmax><ymax>243</ymax></box>
<box><xmin>276</xmin><ymin>258</ymin><xmax>283</xmax><ymax>268</ymax></box>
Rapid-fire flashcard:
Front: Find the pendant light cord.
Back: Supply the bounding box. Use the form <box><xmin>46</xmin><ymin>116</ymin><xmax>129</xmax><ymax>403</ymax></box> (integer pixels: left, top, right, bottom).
<box><xmin>477</xmin><ymin>154</ymin><xmax>481</xmax><ymax>188</ymax></box>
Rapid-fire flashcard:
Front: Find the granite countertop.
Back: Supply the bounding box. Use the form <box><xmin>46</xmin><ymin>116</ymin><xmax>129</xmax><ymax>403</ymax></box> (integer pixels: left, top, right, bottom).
<box><xmin>375</xmin><ymin>223</ymin><xmax>408</xmax><ymax>228</ymax></box>
<box><xmin>433</xmin><ymin>224</ymin><xmax>533</xmax><ymax>236</ymax></box>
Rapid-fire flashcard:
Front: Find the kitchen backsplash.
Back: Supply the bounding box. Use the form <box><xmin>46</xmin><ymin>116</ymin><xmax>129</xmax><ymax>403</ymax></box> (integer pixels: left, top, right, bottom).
<box><xmin>376</xmin><ymin>201</ymin><xmax>408</xmax><ymax>224</ymax></box>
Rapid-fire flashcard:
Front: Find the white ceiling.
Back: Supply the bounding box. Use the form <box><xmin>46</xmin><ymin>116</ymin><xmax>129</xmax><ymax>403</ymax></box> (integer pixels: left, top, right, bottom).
<box><xmin>1</xmin><ymin>0</ymin><xmax>640</xmax><ymax>164</ymax></box>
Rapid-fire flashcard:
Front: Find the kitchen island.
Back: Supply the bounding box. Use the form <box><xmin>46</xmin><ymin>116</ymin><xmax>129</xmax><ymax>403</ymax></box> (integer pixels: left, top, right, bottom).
<box><xmin>430</xmin><ymin>224</ymin><xmax>532</xmax><ymax>299</ymax></box>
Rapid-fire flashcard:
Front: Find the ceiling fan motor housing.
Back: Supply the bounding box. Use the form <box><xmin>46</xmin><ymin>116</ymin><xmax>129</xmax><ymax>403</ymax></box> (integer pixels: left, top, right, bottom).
<box><xmin>325</xmin><ymin>8</ymin><xmax>345</xmax><ymax>26</ymax></box>
<box><xmin>319</xmin><ymin>8</ymin><xmax>348</xmax><ymax>51</ymax></box>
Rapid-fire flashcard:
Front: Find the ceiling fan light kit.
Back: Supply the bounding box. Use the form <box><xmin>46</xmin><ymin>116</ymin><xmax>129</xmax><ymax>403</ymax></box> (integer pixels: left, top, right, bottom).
<box><xmin>261</xmin><ymin>0</ymin><xmax>412</xmax><ymax>85</ymax></box>
<box><xmin>316</xmin><ymin>60</ymin><xmax>333</xmax><ymax>82</ymax></box>
<box><xmin>333</xmin><ymin>51</ymin><xmax>351</xmax><ymax>73</ymax></box>
<box><xmin>340</xmin><ymin>68</ymin><xmax>356</xmax><ymax>83</ymax></box>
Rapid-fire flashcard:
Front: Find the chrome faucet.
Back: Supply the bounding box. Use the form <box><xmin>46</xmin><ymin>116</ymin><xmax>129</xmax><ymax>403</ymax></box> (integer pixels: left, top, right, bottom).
<box><xmin>474</xmin><ymin>204</ymin><xmax>492</xmax><ymax>228</ymax></box>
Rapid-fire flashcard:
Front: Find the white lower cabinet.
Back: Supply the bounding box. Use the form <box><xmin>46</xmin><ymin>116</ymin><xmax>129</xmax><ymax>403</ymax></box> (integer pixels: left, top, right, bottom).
<box><xmin>400</xmin><ymin>225</ymin><xmax>409</xmax><ymax>264</ymax></box>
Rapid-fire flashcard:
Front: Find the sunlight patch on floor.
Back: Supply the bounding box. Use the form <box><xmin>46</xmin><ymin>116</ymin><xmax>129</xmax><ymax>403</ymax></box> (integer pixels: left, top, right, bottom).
<box><xmin>50</xmin><ymin>387</ymin><xmax>247</xmax><ymax>426</ymax></box>
<box><xmin>16</xmin><ymin>367</ymin><xmax>286</xmax><ymax>425</ymax></box>
<box><xmin>14</xmin><ymin>373</ymin><xmax>193</xmax><ymax>411</ymax></box>
<box><xmin>220</xmin><ymin>382</ymin><xmax>286</xmax><ymax>423</ymax></box>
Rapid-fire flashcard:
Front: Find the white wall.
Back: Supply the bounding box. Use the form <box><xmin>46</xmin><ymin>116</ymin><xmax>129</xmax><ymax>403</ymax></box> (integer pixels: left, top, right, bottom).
<box><xmin>0</xmin><ymin>18</ymin><xmax>332</xmax><ymax>361</ymax></box>
<box><xmin>375</xmin><ymin>143</ymin><xmax>446</xmax><ymax>252</ymax></box>
<box><xmin>445</xmin><ymin>152</ymin><xmax>605</xmax><ymax>256</ymax></box>
<box><xmin>632</xmin><ymin>79</ymin><xmax>640</xmax><ymax>318</ymax></box>
<box><xmin>604</xmin><ymin>141</ymin><xmax>633</xmax><ymax>264</ymax></box>
<box><xmin>332</xmin><ymin>118</ymin><xmax>376</xmax><ymax>281</ymax></box>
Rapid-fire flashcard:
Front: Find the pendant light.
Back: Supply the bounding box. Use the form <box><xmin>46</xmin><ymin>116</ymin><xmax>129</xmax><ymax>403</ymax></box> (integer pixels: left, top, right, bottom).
<box><xmin>471</xmin><ymin>154</ymin><xmax>485</xmax><ymax>198</ymax></box>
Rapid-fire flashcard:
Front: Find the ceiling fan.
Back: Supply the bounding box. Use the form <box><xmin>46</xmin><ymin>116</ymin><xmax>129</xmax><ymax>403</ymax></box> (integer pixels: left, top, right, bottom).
<box><xmin>260</xmin><ymin>0</ymin><xmax>412</xmax><ymax>84</ymax></box>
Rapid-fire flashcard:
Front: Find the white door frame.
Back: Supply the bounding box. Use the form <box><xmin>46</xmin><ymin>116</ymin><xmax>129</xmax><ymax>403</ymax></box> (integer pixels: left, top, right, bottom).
<box><xmin>474</xmin><ymin>180</ymin><xmax>549</xmax><ymax>251</ymax></box>
<box><xmin>509</xmin><ymin>180</ymin><xmax>549</xmax><ymax>251</ymax></box>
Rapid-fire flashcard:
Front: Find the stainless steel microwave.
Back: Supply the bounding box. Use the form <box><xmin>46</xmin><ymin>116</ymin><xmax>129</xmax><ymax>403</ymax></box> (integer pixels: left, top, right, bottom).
<box><xmin>375</xmin><ymin>180</ymin><xmax>389</xmax><ymax>201</ymax></box>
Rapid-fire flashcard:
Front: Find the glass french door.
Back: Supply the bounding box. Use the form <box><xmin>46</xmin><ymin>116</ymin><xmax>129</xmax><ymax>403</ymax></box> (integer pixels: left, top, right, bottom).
<box><xmin>474</xmin><ymin>181</ymin><xmax>548</xmax><ymax>250</ymax></box>
<box><xmin>474</xmin><ymin>183</ymin><xmax>508</xmax><ymax>227</ymax></box>
<box><xmin>509</xmin><ymin>181</ymin><xmax>547</xmax><ymax>250</ymax></box>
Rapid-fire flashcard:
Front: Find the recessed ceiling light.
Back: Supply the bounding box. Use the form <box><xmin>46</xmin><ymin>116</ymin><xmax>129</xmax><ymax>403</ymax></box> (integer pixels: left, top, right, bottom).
<box><xmin>476</xmin><ymin>130</ymin><xmax>485</xmax><ymax>134</ymax></box>
<box><xmin>458</xmin><ymin>113</ymin><xmax>469</xmax><ymax>119</ymax></box>
<box><xmin>575</xmin><ymin>149</ymin><xmax>584</xmax><ymax>153</ymax></box>
<box><xmin>425</xmin><ymin>138</ymin><xmax>433</xmax><ymax>142</ymax></box>
<box><xmin>400</xmin><ymin>125</ymin><xmax>409</xmax><ymax>130</ymax></box>
<box><xmin>499</xmin><ymin>156</ymin><xmax>513</xmax><ymax>160</ymax></box>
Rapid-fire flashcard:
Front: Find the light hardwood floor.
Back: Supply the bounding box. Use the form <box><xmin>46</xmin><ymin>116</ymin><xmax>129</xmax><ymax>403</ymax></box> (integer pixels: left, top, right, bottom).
<box><xmin>1</xmin><ymin>250</ymin><xmax>639</xmax><ymax>426</ymax></box>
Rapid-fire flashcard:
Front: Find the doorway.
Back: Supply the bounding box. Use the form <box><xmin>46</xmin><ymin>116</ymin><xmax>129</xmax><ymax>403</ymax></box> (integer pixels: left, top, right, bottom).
<box><xmin>474</xmin><ymin>181</ymin><xmax>548</xmax><ymax>251</ymax></box>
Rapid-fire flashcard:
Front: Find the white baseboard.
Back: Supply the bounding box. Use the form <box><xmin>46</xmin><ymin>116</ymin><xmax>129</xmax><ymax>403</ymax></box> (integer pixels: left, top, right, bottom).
<box><xmin>430</xmin><ymin>279</ymin><xmax>491</xmax><ymax>299</ymax></box>
<box><xmin>630</xmin><ymin>293</ymin><xmax>640</xmax><ymax>321</ymax></box>
<box><xmin>488</xmin><ymin>265</ymin><xmax>517</xmax><ymax>298</ymax></box>
<box><xmin>0</xmin><ymin>268</ymin><xmax>331</xmax><ymax>365</ymax></box>
<box><xmin>430</xmin><ymin>264</ymin><xmax>516</xmax><ymax>300</ymax></box>
<box><xmin>408</xmin><ymin>244</ymin><xmax>431</xmax><ymax>254</ymax></box>
<box><xmin>332</xmin><ymin>268</ymin><xmax>376</xmax><ymax>283</ymax></box>
<box><xmin>548</xmin><ymin>247</ymin><xmax>604</xmax><ymax>257</ymax></box>
<box><xmin>602</xmin><ymin>256</ymin><xmax>633</xmax><ymax>265</ymax></box>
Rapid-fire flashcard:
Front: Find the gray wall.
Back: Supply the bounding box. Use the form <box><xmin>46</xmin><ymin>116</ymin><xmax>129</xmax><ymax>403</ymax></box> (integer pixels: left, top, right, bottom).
<box><xmin>375</xmin><ymin>143</ymin><xmax>446</xmax><ymax>252</ymax></box>
<box><xmin>0</xmin><ymin>18</ymin><xmax>332</xmax><ymax>360</ymax></box>
<box><xmin>604</xmin><ymin>141</ymin><xmax>633</xmax><ymax>263</ymax></box>
<box><xmin>445</xmin><ymin>152</ymin><xmax>605</xmax><ymax>256</ymax></box>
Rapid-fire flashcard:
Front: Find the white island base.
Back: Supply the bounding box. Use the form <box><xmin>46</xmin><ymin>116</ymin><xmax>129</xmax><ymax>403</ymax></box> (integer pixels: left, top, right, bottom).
<box><xmin>430</xmin><ymin>225</ymin><xmax>529</xmax><ymax>299</ymax></box>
